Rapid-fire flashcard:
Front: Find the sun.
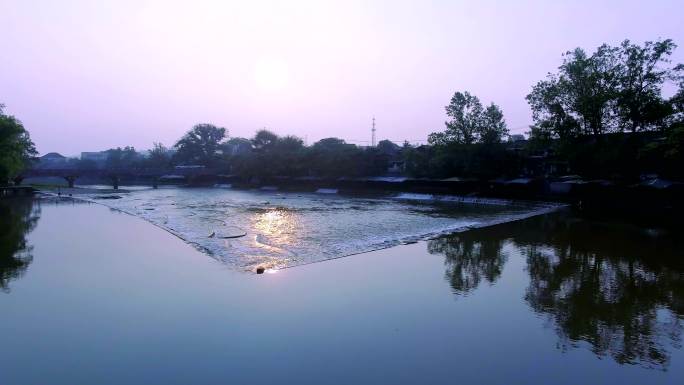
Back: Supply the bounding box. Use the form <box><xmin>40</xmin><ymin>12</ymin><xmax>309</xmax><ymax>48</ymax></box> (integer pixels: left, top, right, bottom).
<box><xmin>253</xmin><ymin>58</ymin><xmax>290</xmax><ymax>92</ymax></box>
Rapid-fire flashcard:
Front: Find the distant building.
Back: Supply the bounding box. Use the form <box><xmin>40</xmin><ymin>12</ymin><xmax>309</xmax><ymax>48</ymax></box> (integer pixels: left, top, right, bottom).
<box><xmin>509</xmin><ymin>134</ymin><xmax>526</xmax><ymax>142</ymax></box>
<box><xmin>36</xmin><ymin>152</ymin><xmax>68</xmax><ymax>169</ymax></box>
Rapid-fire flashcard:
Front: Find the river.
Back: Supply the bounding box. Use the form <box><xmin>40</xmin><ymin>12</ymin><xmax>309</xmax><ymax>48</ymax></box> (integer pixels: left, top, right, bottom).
<box><xmin>0</xmin><ymin>192</ymin><xmax>682</xmax><ymax>384</ymax></box>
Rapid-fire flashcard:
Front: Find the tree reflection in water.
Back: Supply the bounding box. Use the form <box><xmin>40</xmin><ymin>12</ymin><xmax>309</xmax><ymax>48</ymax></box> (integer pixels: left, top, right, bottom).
<box><xmin>0</xmin><ymin>198</ymin><xmax>40</xmax><ymax>292</ymax></box>
<box><xmin>428</xmin><ymin>213</ymin><xmax>684</xmax><ymax>369</ymax></box>
<box><xmin>427</xmin><ymin>230</ymin><xmax>507</xmax><ymax>296</ymax></box>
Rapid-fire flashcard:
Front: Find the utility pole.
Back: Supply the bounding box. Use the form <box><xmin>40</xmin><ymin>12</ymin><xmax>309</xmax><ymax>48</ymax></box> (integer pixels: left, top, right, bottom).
<box><xmin>371</xmin><ymin>116</ymin><xmax>376</xmax><ymax>147</ymax></box>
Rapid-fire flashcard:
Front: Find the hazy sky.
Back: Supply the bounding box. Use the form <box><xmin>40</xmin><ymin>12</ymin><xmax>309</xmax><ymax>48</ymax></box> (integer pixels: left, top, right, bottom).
<box><xmin>2</xmin><ymin>0</ymin><xmax>683</xmax><ymax>155</ymax></box>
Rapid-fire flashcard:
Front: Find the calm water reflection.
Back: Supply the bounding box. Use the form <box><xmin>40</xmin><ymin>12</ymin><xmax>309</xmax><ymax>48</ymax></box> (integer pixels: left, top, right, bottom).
<box><xmin>1</xmin><ymin>198</ymin><xmax>683</xmax><ymax>384</ymax></box>
<box><xmin>0</xmin><ymin>198</ymin><xmax>39</xmax><ymax>292</ymax></box>
<box><xmin>428</xmin><ymin>230</ymin><xmax>507</xmax><ymax>295</ymax></box>
<box><xmin>429</xmin><ymin>214</ymin><xmax>684</xmax><ymax>369</ymax></box>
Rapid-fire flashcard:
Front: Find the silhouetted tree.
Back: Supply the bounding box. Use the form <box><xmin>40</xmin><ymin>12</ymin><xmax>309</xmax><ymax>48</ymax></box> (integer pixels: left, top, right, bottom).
<box><xmin>226</xmin><ymin>132</ymin><xmax>308</xmax><ymax>178</ymax></box>
<box><xmin>306</xmin><ymin>138</ymin><xmax>362</xmax><ymax>177</ymax></box>
<box><xmin>401</xmin><ymin>144</ymin><xmax>434</xmax><ymax>178</ymax></box>
<box><xmin>616</xmin><ymin>39</ymin><xmax>679</xmax><ymax>132</ymax></box>
<box><xmin>429</xmin><ymin>91</ymin><xmax>482</xmax><ymax>145</ymax></box>
<box><xmin>639</xmin><ymin>124</ymin><xmax>684</xmax><ymax>176</ymax></box>
<box><xmin>376</xmin><ymin>139</ymin><xmax>400</xmax><ymax>156</ymax></box>
<box><xmin>0</xmin><ymin>104</ymin><xmax>36</xmax><ymax>184</ymax></box>
<box><xmin>671</xmin><ymin>79</ymin><xmax>684</xmax><ymax>123</ymax></box>
<box><xmin>527</xmin><ymin>39</ymin><xmax>683</xmax><ymax>140</ymax></box>
<box><xmin>222</xmin><ymin>137</ymin><xmax>252</xmax><ymax>156</ymax></box>
<box><xmin>480</xmin><ymin>104</ymin><xmax>508</xmax><ymax>143</ymax></box>
<box><xmin>429</xmin><ymin>91</ymin><xmax>508</xmax><ymax>146</ymax></box>
<box><xmin>251</xmin><ymin>129</ymin><xmax>279</xmax><ymax>152</ymax></box>
<box><xmin>174</xmin><ymin>123</ymin><xmax>227</xmax><ymax>166</ymax></box>
<box><xmin>265</xmin><ymin>135</ymin><xmax>306</xmax><ymax>176</ymax></box>
<box><xmin>144</xmin><ymin>142</ymin><xmax>170</xmax><ymax>169</ymax></box>
<box><xmin>105</xmin><ymin>146</ymin><xmax>138</xmax><ymax>169</ymax></box>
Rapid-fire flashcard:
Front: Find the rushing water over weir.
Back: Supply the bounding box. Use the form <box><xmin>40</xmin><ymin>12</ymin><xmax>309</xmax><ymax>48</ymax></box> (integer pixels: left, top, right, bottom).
<box><xmin>78</xmin><ymin>187</ymin><xmax>560</xmax><ymax>271</ymax></box>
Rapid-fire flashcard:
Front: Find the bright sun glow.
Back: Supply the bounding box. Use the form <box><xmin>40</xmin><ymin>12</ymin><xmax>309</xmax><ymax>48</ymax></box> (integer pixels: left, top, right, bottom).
<box><xmin>253</xmin><ymin>58</ymin><xmax>290</xmax><ymax>92</ymax></box>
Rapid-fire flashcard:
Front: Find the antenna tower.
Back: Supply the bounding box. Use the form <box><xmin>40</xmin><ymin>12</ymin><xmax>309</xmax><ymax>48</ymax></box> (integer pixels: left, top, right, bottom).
<box><xmin>371</xmin><ymin>116</ymin><xmax>376</xmax><ymax>147</ymax></box>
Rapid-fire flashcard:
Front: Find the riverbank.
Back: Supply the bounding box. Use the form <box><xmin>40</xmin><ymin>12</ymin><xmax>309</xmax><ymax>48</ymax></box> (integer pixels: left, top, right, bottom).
<box><xmin>1</xmin><ymin>198</ymin><xmax>682</xmax><ymax>384</ymax></box>
<box><xmin>18</xmin><ymin>170</ymin><xmax>684</xmax><ymax>222</ymax></box>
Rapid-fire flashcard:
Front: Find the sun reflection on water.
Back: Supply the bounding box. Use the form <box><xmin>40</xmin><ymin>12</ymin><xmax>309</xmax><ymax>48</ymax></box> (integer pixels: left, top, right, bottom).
<box><xmin>254</xmin><ymin>209</ymin><xmax>299</xmax><ymax>243</ymax></box>
<box><xmin>249</xmin><ymin>208</ymin><xmax>301</xmax><ymax>271</ymax></box>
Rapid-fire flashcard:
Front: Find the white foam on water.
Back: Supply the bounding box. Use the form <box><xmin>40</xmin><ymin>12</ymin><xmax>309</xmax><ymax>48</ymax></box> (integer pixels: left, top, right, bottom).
<box><xmin>315</xmin><ymin>188</ymin><xmax>338</xmax><ymax>194</ymax></box>
<box><xmin>394</xmin><ymin>193</ymin><xmax>434</xmax><ymax>201</ymax></box>
<box><xmin>72</xmin><ymin>188</ymin><xmax>564</xmax><ymax>272</ymax></box>
<box><xmin>393</xmin><ymin>192</ymin><xmax>541</xmax><ymax>207</ymax></box>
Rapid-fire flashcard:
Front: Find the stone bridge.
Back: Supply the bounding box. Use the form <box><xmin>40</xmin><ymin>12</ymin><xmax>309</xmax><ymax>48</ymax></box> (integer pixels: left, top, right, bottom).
<box><xmin>17</xmin><ymin>167</ymin><xmax>219</xmax><ymax>189</ymax></box>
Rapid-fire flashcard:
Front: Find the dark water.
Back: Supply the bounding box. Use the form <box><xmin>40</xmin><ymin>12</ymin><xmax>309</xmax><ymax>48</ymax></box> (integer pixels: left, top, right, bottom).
<box><xmin>429</xmin><ymin>215</ymin><xmax>684</xmax><ymax>370</ymax></box>
<box><xmin>0</xmin><ymin>198</ymin><xmax>39</xmax><ymax>292</ymax></box>
<box><xmin>0</xmin><ymin>197</ymin><xmax>683</xmax><ymax>384</ymax></box>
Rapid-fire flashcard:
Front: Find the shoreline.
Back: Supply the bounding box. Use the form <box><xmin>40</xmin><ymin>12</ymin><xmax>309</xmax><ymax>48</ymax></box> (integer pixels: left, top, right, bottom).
<box><xmin>20</xmin><ymin>171</ymin><xmax>682</xmax><ymax>217</ymax></box>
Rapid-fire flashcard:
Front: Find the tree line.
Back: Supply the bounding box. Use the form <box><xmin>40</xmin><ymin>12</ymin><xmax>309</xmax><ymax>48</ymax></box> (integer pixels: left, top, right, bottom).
<box><xmin>101</xmin><ymin>125</ymin><xmax>401</xmax><ymax>179</ymax></box>
<box><xmin>528</xmin><ymin>39</ymin><xmax>683</xmax><ymax>139</ymax></box>
<box><xmin>1</xmin><ymin>38</ymin><xmax>683</xmax><ymax>185</ymax></box>
<box><xmin>525</xmin><ymin>39</ymin><xmax>684</xmax><ymax>179</ymax></box>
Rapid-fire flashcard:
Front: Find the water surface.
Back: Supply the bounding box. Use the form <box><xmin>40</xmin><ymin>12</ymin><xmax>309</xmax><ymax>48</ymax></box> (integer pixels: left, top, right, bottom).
<box><xmin>0</xmin><ymin>197</ymin><xmax>682</xmax><ymax>384</ymax></box>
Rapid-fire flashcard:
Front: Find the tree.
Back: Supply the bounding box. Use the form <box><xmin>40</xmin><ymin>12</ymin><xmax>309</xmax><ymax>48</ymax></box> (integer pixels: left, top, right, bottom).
<box><xmin>251</xmin><ymin>129</ymin><xmax>279</xmax><ymax>152</ymax></box>
<box><xmin>429</xmin><ymin>91</ymin><xmax>508</xmax><ymax>145</ymax></box>
<box><xmin>270</xmin><ymin>135</ymin><xmax>306</xmax><ymax>176</ymax></box>
<box><xmin>639</xmin><ymin>124</ymin><xmax>684</xmax><ymax>178</ymax></box>
<box><xmin>228</xmin><ymin>132</ymin><xmax>307</xmax><ymax>178</ymax></box>
<box><xmin>527</xmin><ymin>78</ymin><xmax>581</xmax><ymax>141</ymax></box>
<box><xmin>376</xmin><ymin>139</ymin><xmax>400</xmax><ymax>156</ymax></box>
<box><xmin>275</xmin><ymin>135</ymin><xmax>304</xmax><ymax>153</ymax></box>
<box><xmin>220</xmin><ymin>137</ymin><xmax>252</xmax><ymax>159</ymax></box>
<box><xmin>307</xmin><ymin>138</ymin><xmax>362</xmax><ymax>177</ymax></box>
<box><xmin>105</xmin><ymin>146</ymin><xmax>138</xmax><ymax>169</ymax></box>
<box><xmin>310</xmin><ymin>137</ymin><xmax>348</xmax><ymax>151</ymax></box>
<box><xmin>670</xmin><ymin>74</ymin><xmax>684</xmax><ymax>124</ymax></box>
<box><xmin>0</xmin><ymin>104</ymin><xmax>37</xmax><ymax>184</ymax></box>
<box><xmin>174</xmin><ymin>123</ymin><xmax>227</xmax><ymax>166</ymax></box>
<box><xmin>616</xmin><ymin>39</ymin><xmax>680</xmax><ymax>132</ymax></box>
<box><xmin>480</xmin><ymin>104</ymin><xmax>509</xmax><ymax>143</ymax></box>
<box><xmin>429</xmin><ymin>91</ymin><xmax>483</xmax><ymax>145</ymax></box>
<box><xmin>527</xmin><ymin>39</ymin><xmax>683</xmax><ymax>140</ymax></box>
<box><xmin>402</xmin><ymin>144</ymin><xmax>434</xmax><ymax>178</ymax></box>
<box><xmin>563</xmin><ymin>45</ymin><xmax>622</xmax><ymax>136</ymax></box>
<box><xmin>145</xmin><ymin>142</ymin><xmax>170</xmax><ymax>169</ymax></box>
<box><xmin>528</xmin><ymin>46</ymin><xmax>621</xmax><ymax>139</ymax></box>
